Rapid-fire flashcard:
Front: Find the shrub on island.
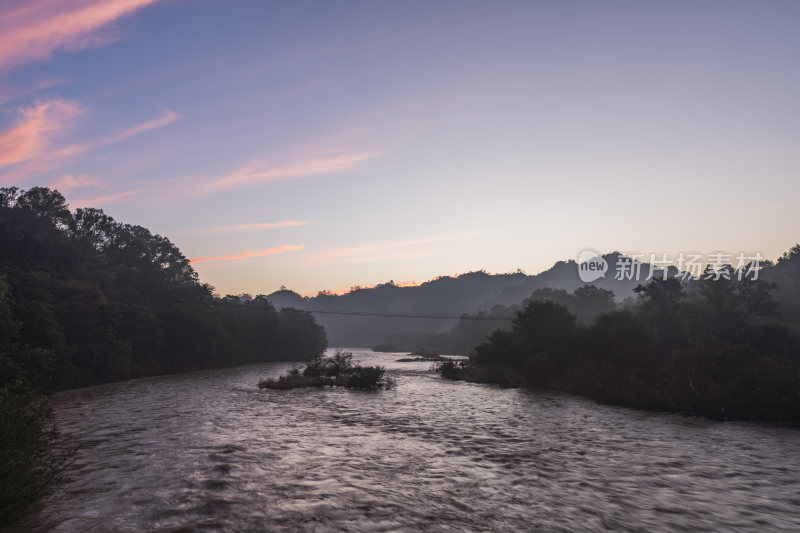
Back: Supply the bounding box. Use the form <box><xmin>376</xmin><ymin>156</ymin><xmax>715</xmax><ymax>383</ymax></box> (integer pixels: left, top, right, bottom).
<box><xmin>258</xmin><ymin>350</ymin><xmax>396</xmax><ymax>391</ymax></box>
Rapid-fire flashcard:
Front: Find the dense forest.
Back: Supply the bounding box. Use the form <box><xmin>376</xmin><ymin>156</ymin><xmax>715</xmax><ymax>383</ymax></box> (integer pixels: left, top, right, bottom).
<box><xmin>437</xmin><ymin>253</ymin><xmax>800</xmax><ymax>423</ymax></box>
<box><xmin>0</xmin><ymin>187</ymin><xmax>327</xmax><ymax>525</ymax></box>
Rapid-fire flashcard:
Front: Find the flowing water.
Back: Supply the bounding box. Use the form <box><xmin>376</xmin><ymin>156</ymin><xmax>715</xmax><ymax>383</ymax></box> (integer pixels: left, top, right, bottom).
<box><xmin>22</xmin><ymin>349</ymin><xmax>800</xmax><ymax>532</ymax></box>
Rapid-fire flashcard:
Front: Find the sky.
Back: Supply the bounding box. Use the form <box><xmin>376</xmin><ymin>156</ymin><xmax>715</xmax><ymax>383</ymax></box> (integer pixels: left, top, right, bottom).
<box><xmin>1</xmin><ymin>0</ymin><xmax>799</xmax><ymax>296</ymax></box>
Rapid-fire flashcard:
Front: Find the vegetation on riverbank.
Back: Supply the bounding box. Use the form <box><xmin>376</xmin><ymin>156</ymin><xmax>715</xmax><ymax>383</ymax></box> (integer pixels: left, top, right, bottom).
<box><xmin>435</xmin><ymin>255</ymin><xmax>800</xmax><ymax>424</ymax></box>
<box><xmin>0</xmin><ymin>187</ymin><xmax>328</xmax><ymax>526</ymax></box>
<box><xmin>0</xmin><ymin>276</ymin><xmax>69</xmax><ymax>527</ymax></box>
<box><xmin>0</xmin><ymin>187</ymin><xmax>327</xmax><ymax>389</ymax></box>
<box><xmin>0</xmin><ymin>387</ymin><xmax>67</xmax><ymax>527</ymax></box>
<box><xmin>258</xmin><ymin>350</ymin><xmax>395</xmax><ymax>391</ymax></box>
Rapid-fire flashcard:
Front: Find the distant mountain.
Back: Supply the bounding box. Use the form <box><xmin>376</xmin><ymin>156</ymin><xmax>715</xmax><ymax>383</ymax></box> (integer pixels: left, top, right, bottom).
<box><xmin>267</xmin><ymin>253</ymin><xmax>679</xmax><ymax>346</ymax></box>
<box><xmin>516</xmin><ymin>252</ymin><xmax>681</xmax><ymax>301</ymax></box>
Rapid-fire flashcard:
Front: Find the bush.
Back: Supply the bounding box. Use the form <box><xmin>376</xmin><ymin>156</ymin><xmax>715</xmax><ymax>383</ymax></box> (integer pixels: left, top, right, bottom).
<box><xmin>257</xmin><ymin>367</ymin><xmax>331</xmax><ymax>390</ymax></box>
<box><xmin>336</xmin><ymin>365</ymin><xmax>396</xmax><ymax>390</ymax></box>
<box><xmin>259</xmin><ymin>351</ymin><xmax>395</xmax><ymax>391</ymax></box>
<box><xmin>432</xmin><ymin>360</ymin><xmax>468</xmax><ymax>380</ymax></box>
<box><xmin>303</xmin><ymin>350</ymin><xmax>354</xmax><ymax>378</ymax></box>
<box><xmin>0</xmin><ymin>387</ymin><xmax>67</xmax><ymax>527</ymax></box>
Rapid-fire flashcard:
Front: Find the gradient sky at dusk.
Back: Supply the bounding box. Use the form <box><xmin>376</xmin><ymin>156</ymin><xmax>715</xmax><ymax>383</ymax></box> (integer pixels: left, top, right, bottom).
<box><xmin>1</xmin><ymin>1</ymin><xmax>799</xmax><ymax>295</ymax></box>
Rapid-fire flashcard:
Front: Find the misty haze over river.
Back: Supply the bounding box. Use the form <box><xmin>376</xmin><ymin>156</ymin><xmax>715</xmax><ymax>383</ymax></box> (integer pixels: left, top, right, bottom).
<box><xmin>25</xmin><ymin>349</ymin><xmax>800</xmax><ymax>532</ymax></box>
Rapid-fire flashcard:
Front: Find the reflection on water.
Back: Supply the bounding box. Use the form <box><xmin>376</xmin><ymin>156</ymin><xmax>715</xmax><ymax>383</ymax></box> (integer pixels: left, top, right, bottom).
<box><xmin>23</xmin><ymin>349</ymin><xmax>800</xmax><ymax>532</ymax></box>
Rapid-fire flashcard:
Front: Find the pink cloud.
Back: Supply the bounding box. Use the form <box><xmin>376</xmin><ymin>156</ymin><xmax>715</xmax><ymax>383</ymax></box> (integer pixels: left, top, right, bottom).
<box><xmin>203</xmin><ymin>151</ymin><xmax>379</xmax><ymax>193</ymax></box>
<box><xmin>190</xmin><ymin>244</ymin><xmax>305</xmax><ymax>264</ymax></box>
<box><xmin>50</xmin><ymin>173</ymin><xmax>103</xmax><ymax>191</ymax></box>
<box><xmin>0</xmin><ymin>78</ymin><xmax>71</xmax><ymax>106</ymax></box>
<box><xmin>72</xmin><ymin>188</ymin><xmax>145</xmax><ymax>207</ymax></box>
<box><xmin>53</xmin><ymin>107</ymin><xmax>179</xmax><ymax>158</ymax></box>
<box><xmin>0</xmin><ymin>0</ymin><xmax>160</xmax><ymax>71</ymax></box>
<box><xmin>104</xmin><ymin>108</ymin><xmax>179</xmax><ymax>144</ymax></box>
<box><xmin>0</xmin><ymin>104</ymin><xmax>177</xmax><ymax>184</ymax></box>
<box><xmin>0</xmin><ymin>99</ymin><xmax>85</xmax><ymax>167</ymax></box>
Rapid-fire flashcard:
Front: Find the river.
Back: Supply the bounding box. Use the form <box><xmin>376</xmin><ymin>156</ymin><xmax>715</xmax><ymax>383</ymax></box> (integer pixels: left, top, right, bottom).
<box><xmin>22</xmin><ymin>349</ymin><xmax>800</xmax><ymax>532</ymax></box>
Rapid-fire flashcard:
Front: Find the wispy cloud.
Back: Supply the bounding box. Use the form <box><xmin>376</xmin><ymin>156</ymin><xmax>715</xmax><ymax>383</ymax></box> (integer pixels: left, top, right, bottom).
<box><xmin>72</xmin><ymin>187</ymin><xmax>145</xmax><ymax>207</ymax></box>
<box><xmin>202</xmin><ymin>151</ymin><xmax>379</xmax><ymax>193</ymax></box>
<box><xmin>103</xmin><ymin>108</ymin><xmax>178</xmax><ymax>144</ymax></box>
<box><xmin>0</xmin><ymin>99</ymin><xmax>85</xmax><ymax>167</ymax></box>
<box><xmin>0</xmin><ymin>0</ymin><xmax>160</xmax><ymax>71</ymax></box>
<box><xmin>306</xmin><ymin>232</ymin><xmax>486</xmax><ymax>267</ymax></box>
<box><xmin>50</xmin><ymin>173</ymin><xmax>104</xmax><ymax>191</ymax></box>
<box><xmin>188</xmin><ymin>220</ymin><xmax>309</xmax><ymax>234</ymax></box>
<box><xmin>52</xmin><ymin>107</ymin><xmax>179</xmax><ymax>158</ymax></box>
<box><xmin>0</xmin><ymin>78</ymin><xmax>71</xmax><ymax>105</ymax></box>
<box><xmin>190</xmin><ymin>244</ymin><xmax>305</xmax><ymax>264</ymax></box>
<box><xmin>0</xmin><ymin>102</ymin><xmax>177</xmax><ymax>183</ymax></box>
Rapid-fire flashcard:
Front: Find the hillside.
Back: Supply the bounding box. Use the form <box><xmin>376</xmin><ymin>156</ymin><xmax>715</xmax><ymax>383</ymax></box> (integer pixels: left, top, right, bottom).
<box><xmin>267</xmin><ymin>253</ymin><xmax>678</xmax><ymax>346</ymax></box>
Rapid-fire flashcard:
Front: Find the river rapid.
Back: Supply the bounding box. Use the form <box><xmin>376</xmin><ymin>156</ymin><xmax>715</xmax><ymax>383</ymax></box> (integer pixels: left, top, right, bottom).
<box><xmin>21</xmin><ymin>349</ymin><xmax>800</xmax><ymax>532</ymax></box>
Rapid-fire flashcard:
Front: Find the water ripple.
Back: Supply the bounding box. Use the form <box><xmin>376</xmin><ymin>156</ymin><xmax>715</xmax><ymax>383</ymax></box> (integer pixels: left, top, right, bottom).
<box><xmin>18</xmin><ymin>349</ymin><xmax>800</xmax><ymax>532</ymax></box>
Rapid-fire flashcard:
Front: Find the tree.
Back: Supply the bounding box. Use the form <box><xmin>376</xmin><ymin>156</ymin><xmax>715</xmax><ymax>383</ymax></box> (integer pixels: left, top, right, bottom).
<box><xmin>634</xmin><ymin>277</ymin><xmax>687</xmax><ymax>349</ymax></box>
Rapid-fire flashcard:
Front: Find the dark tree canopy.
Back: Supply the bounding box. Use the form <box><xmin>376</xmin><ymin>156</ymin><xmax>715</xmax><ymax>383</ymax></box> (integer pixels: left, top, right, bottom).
<box><xmin>446</xmin><ymin>258</ymin><xmax>800</xmax><ymax>423</ymax></box>
<box><xmin>0</xmin><ymin>187</ymin><xmax>327</xmax><ymax>391</ymax></box>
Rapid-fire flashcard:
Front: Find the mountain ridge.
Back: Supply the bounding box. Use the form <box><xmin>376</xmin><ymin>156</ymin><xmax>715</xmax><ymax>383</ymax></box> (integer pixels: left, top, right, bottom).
<box><xmin>266</xmin><ymin>252</ymin><xmax>679</xmax><ymax>345</ymax></box>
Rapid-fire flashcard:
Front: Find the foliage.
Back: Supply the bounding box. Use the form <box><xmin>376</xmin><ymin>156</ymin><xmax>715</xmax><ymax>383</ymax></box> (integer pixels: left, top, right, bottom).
<box><xmin>335</xmin><ymin>364</ymin><xmax>395</xmax><ymax>391</ymax></box>
<box><xmin>0</xmin><ymin>187</ymin><xmax>328</xmax><ymax>390</ymax></box>
<box><xmin>258</xmin><ymin>350</ymin><xmax>395</xmax><ymax>391</ymax></box>
<box><xmin>302</xmin><ymin>349</ymin><xmax>355</xmax><ymax>378</ymax></box>
<box><xmin>0</xmin><ymin>387</ymin><xmax>67</xmax><ymax>527</ymax></box>
<box><xmin>431</xmin><ymin>360</ymin><xmax>468</xmax><ymax>380</ymax></box>
<box><xmin>763</xmin><ymin>244</ymin><xmax>800</xmax><ymax>324</ymax></box>
<box><xmin>0</xmin><ymin>186</ymin><xmax>328</xmax><ymax>525</ymax></box>
<box><xmin>0</xmin><ymin>276</ymin><xmax>68</xmax><ymax>527</ymax></box>
<box><xmin>438</xmin><ymin>269</ymin><xmax>800</xmax><ymax>423</ymax></box>
<box><xmin>256</xmin><ymin>368</ymin><xmax>330</xmax><ymax>390</ymax></box>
